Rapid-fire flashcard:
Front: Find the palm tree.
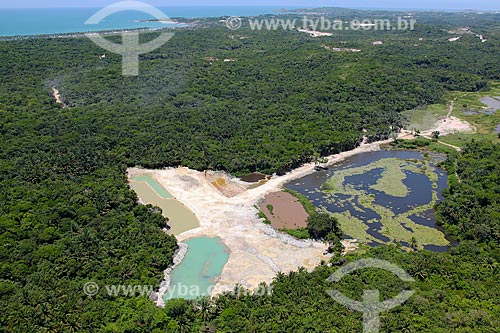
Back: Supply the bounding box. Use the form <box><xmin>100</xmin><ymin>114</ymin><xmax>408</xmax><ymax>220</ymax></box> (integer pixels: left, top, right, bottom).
<box><xmin>195</xmin><ymin>297</ymin><xmax>212</xmax><ymax>322</ymax></box>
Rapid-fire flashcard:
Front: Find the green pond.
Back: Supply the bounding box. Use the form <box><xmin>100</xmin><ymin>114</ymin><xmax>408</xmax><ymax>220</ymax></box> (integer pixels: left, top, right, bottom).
<box><xmin>164</xmin><ymin>237</ymin><xmax>230</xmax><ymax>300</ymax></box>
<box><xmin>129</xmin><ymin>176</ymin><xmax>200</xmax><ymax>235</ymax></box>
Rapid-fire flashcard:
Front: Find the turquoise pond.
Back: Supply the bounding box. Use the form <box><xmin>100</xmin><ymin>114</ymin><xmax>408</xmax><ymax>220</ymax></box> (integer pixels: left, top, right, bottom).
<box><xmin>164</xmin><ymin>237</ymin><xmax>229</xmax><ymax>300</ymax></box>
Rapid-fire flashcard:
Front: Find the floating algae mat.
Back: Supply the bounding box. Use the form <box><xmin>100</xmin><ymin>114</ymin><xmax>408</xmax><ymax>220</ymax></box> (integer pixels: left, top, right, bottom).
<box><xmin>164</xmin><ymin>237</ymin><xmax>229</xmax><ymax>300</ymax></box>
<box><xmin>287</xmin><ymin>150</ymin><xmax>450</xmax><ymax>251</ymax></box>
<box><xmin>129</xmin><ymin>176</ymin><xmax>199</xmax><ymax>235</ymax></box>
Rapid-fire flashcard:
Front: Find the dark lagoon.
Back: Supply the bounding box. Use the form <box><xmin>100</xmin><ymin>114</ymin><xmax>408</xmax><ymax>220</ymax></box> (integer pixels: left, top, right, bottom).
<box><xmin>286</xmin><ymin>150</ymin><xmax>450</xmax><ymax>251</ymax></box>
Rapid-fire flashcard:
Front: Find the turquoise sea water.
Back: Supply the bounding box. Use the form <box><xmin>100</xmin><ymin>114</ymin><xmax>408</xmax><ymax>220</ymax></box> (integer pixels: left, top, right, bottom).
<box><xmin>0</xmin><ymin>6</ymin><xmax>290</xmax><ymax>36</ymax></box>
<box><xmin>164</xmin><ymin>237</ymin><xmax>229</xmax><ymax>300</ymax></box>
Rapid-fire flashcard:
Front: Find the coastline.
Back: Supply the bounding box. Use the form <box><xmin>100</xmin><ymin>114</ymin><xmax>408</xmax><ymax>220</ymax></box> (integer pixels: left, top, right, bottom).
<box><xmin>0</xmin><ymin>26</ymin><xmax>185</xmax><ymax>41</ymax></box>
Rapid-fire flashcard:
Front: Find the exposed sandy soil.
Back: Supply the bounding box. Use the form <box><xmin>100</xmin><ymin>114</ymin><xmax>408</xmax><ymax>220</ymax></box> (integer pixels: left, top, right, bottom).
<box><xmin>259</xmin><ymin>191</ymin><xmax>309</xmax><ymax>229</ymax></box>
<box><xmin>421</xmin><ymin>100</ymin><xmax>475</xmax><ymax>137</ymax></box>
<box><xmin>341</xmin><ymin>239</ymin><xmax>359</xmax><ymax>256</ymax></box>
<box><xmin>322</xmin><ymin>44</ymin><xmax>361</xmax><ymax>52</ymax></box>
<box><xmin>298</xmin><ymin>29</ymin><xmax>333</xmax><ymax>37</ymax></box>
<box><xmin>398</xmin><ymin>130</ymin><xmax>416</xmax><ymax>140</ymax></box>
<box><xmin>129</xmin><ymin>139</ymin><xmax>392</xmax><ymax>297</ymax></box>
<box><xmin>422</xmin><ymin>116</ymin><xmax>474</xmax><ymax>136</ymax></box>
<box><xmin>205</xmin><ymin>171</ymin><xmax>247</xmax><ymax>197</ymax></box>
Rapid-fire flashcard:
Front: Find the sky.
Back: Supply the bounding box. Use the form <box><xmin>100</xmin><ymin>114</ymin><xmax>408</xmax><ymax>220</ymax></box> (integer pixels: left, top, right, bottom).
<box><xmin>0</xmin><ymin>0</ymin><xmax>499</xmax><ymax>11</ymax></box>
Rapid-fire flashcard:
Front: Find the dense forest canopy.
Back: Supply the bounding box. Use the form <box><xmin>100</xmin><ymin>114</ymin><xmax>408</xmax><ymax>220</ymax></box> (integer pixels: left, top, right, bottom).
<box><xmin>0</xmin><ymin>7</ymin><xmax>499</xmax><ymax>332</ymax></box>
<box><xmin>436</xmin><ymin>141</ymin><xmax>500</xmax><ymax>244</ymax></box>
<box><xmin>2</xmin><ymin>11</ymin><xmax>497</xmax><ymax>175</ymax></box>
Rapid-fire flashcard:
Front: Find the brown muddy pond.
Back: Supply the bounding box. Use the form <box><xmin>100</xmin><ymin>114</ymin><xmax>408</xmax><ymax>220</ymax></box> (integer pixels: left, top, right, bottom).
<box><xmin>240</xmin><ymin>172</ymin><xmax>268</xmax><ymax>183</ymax></box>
<box><xmin>260</xmin><ymin>191</ymin><xmax>309</xmax><ymax>230</ymax></box>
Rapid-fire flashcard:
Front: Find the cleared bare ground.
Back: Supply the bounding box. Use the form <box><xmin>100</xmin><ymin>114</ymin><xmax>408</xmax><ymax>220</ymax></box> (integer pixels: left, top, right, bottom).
<box><xmin>128</xmin><ymin>139</ymin><xmax>392</xmax><ymax>296</ymax></box>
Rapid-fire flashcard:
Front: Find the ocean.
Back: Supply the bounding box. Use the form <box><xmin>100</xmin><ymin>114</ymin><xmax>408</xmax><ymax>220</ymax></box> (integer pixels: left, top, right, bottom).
<box><xmin>0</xmin><ymin>6</ymin><xmax>293</xmax><ymax>36</ymax></box>
<box><xmin>1</xmin><ymin>3</ymin><xmax>497</xmax><ymax>37</ymax></box>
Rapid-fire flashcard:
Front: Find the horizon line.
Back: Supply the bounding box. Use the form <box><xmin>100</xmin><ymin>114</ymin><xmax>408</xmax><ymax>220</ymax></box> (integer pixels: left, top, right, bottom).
<box><xmin>0</xmin><ymin>5</ymin><xmax>498</xmax><ymax>12</ymax></box>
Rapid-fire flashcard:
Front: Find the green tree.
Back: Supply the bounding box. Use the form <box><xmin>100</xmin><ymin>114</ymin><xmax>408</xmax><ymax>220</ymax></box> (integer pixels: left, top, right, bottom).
<box><xmin>306</xmin><ymin>213</ymin><xmax>341</xmax><ymax>240</ymax></box>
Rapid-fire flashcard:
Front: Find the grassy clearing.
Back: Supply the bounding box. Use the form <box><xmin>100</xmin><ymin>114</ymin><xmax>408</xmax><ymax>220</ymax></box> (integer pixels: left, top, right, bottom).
<box><xmin>451</xmin><ymin>81</ymin><xmax>500</xmax><ymax>118</ymax></box>
<box><xmin>427</xmin><ymin>141</ymin><xmax>461</xmax><ymax>154</ymax></box>
<box><xmin>402</xmin><ymin>104</ymin><xmax>449</xmax><ymax>131</ymax></box>
<box><xmin>438</xmin><ymin>132</ymin><xmax>499</xmax><ymax>147</ymax></box>
<box><xmin>447</xmin><ymin>82</ymin><xmax>500</xmax><ymax>140</ymax></box>
<box><xmin>398</xmin><ymin>138</ymin><xmax>457</xmax><ymax>154</ymax></box>
<box><xmin>403</xmin><ymin>81</ymin><xmax>500</xmax><ymax>147</ymax></box>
